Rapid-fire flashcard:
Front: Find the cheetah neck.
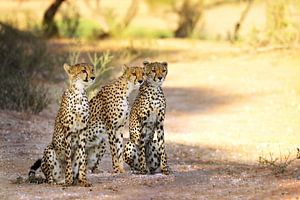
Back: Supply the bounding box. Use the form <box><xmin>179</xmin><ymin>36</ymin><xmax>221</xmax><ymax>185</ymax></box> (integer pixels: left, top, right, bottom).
<box><xmin>70</xmin><ymin>80</ymin><xmax>86</xmax><ymax>95</ymax></box>
<box><xmin>117</xmin><ymin>76</ymin><xmax>135</xmax><ymax>96</ymax></box>
<box><xmin>145</xmin><ymin>80</ymin><xmax>162</xmax><ymax>90</ymax></box>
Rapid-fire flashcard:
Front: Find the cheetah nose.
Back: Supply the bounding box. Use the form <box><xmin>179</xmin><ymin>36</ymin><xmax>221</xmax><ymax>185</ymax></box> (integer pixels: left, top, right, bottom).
<box><xmin>91</xmin><ymin>77</ymin><xmax>95</xmax><ymax>80</ymax></box>
<box><xmin>138</xmin><ymin>80</ymin><xmax>143</xmax><ymax>84</ymax></box>
<box><xmin>158</xmin><ymin>77</ymin><xmax>162</xmax><ymax>80</ymax></box>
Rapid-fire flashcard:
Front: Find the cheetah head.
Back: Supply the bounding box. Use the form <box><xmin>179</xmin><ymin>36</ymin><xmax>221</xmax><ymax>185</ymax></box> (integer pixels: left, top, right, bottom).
<box><xmin>143</xmin><ymin>61</ymin><xmax>168</xmax><ymax>86</ymax></box>
<box><xmin>123</xmin><ymin>65</ymin><xmax>146</xmax><ymax>89</ymax></box>
<box><xmin>63</xmin><ymin>63</ymin><xmax>95</xmax><ymax>88</ymax></box>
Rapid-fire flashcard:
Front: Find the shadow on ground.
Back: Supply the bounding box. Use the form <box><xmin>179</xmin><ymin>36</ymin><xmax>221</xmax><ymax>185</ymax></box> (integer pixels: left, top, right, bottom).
<box><xmin>164</xmin><ymin>87</ymin><xmax>245</xmax><ymax>115</ymax></box>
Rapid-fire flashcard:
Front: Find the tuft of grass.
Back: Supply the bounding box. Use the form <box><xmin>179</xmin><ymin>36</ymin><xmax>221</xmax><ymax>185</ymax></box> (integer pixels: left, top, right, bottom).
<box><xmin>65</xmin><ymin>50</ymin><xmax>114</xmax><ymax>99</ymax></box>
<box><xmin>258</xmin><ymin>149</ymin><xmax>300</xmax><ymax>175</ymax></box>
<box><xmin>87</xmin><ymin>51</ymin><xmax>113</xmax><ymax>99</ymax></box>
<box><xmin>0</xmin><ymin>23</ymin><xmax>53</xmax><ymax>114</ymax></box>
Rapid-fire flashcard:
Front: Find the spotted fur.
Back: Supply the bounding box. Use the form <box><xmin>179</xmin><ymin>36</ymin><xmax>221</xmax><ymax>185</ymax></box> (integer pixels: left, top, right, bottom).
<box><xmin>88</xmin><ymin>65</ymin><xmax>145</xmax><ymax>173</ymax></box>
<box><xmin>123</xmin><ymin>61</ymin><xmax>170</xmax><ymax>175</ymax></box>
<box><xmin>29</xmin><ymin>63</ymin><xmax>95</xmax><ymax>186</ymax></box>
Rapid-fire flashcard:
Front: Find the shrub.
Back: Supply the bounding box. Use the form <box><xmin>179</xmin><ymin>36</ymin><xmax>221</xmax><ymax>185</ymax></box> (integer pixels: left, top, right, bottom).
<box><xmin>264</xmin><ymin>0</ymin><xmax>299</xmax><ymax>44</ymax></box>
<box><xmin>66</xmin><ymin>50</ymin><xmax>113</xmax><ymax>99</ymax></box>
<box><xmin>250</xmin><ymin>0</ymin><xmax>300</xmax><ymax>46</ymax></box>
<box><xmin>0</xmin><ymin>23</ymin><xmax>50</xmax><ymax>114</ymax></box>
<box><xmin>258</xmin><ymin>149</ymin><xmax>300</xmax><ymax>175</ymax></box>
<box><xmin>87</xmin><ymin>51</ymin><xmax>113</xmax><ymax>99</ymax></box>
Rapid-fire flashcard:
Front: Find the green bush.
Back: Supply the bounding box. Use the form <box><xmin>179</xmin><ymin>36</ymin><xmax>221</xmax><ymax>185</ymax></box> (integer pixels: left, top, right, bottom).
<box><xmin>58</xmin><ymin>4</ymin><xmax>80</xmax><ymax>38</ymax></box>
<box><xmin>0</xmin><ymin>23</ymin><xmax>50</xmax><ymax>114</ymax></box>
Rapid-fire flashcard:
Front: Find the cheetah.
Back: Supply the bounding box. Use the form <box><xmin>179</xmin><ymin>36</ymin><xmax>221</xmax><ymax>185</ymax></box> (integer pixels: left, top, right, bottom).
<box><xmin>123</xmin><ymin>61</ymin><xmax>170</xmax><ymax>175</ymax></box>
<box><xmin>29</xmin><ymin>63</ymin><xmax>95</xmax><ymax>186</ymax></box>
<box><xmin>88</xmin><ymin>64</ymin><xmax>145</xmax><ymax>173</ymax></box>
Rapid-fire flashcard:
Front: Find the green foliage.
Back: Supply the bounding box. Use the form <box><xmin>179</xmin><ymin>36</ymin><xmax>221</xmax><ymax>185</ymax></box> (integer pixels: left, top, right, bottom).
<box><xmin>58</xmin><ymin>4</ymin><xmax>80</xmax><ymax>38</ymax></box>
<box><xmin>0</xmin><ymin>23</ymin><xmax>50</xmax><ymax>114</ymax></box>
<box><xmin>87</xmin><ymin>51</ymin><xmax>113</xmax><ymax>99</ymax></box>
<box><xmin>76</xmin><ymin>18</ymin><xmax>102</xmax><ymax>39</ymax></box>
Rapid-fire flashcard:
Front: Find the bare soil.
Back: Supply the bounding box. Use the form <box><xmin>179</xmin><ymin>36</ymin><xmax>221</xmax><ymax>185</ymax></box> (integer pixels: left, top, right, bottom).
<box><xmin>1</xmin><ymin>40</ymin><xmax>300</xmax><ymax>199</ymax></box>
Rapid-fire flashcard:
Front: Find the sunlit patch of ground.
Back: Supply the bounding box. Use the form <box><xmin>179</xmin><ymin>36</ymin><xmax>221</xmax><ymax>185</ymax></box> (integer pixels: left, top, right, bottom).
<box><xmin>164</xmin><ymin>47</ymin><xmax>300</xmax><ymax>163</ymax></box>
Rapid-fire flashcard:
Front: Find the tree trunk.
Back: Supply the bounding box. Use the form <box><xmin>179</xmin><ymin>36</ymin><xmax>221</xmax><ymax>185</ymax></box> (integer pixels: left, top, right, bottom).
<box><xmin>121</xmin><ymin>0</ymin><xmax>139</xmax><ymax>29</ymax></box>
<box><xmin>233</xmin><ymin>0</ymin><xmax>254</xmax><ymax>40</ymax></box>
<box><xmin>175</xmin><ymin>0</ymin><xmax>203</xmax><ymax>38</ymax></box>
<box><xmin>43</xmin><ymin>0</ymin><xmax>66</xmax><ymax>37</ymax></box>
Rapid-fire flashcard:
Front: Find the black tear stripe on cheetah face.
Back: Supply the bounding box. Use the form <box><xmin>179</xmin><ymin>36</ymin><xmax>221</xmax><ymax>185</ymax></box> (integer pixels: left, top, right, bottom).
<box><xmin>123</xmin><ymin>61</ymin><xmax>170</xmax><ymax>175</ymax></box>
<box><xmin>88</xmin><ymin>65</ymin><xmax>146</xmax><ymax>173</ymax></box>
<box><xmin>37</xmin><ymin>63</ymin><xmax>95</xmax><ymax>187</ymax></box>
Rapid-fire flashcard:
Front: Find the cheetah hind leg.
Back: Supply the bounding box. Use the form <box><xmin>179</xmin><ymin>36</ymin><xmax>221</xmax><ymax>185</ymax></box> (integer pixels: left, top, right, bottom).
<box><xmin>123</xmin><ymin>141</ymin><xmax>140</xmax><ymax>174</ymax></box>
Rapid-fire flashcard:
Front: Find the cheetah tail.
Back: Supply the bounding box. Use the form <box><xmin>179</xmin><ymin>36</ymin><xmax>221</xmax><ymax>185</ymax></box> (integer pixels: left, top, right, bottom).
<box><xmin>28</xmin><ymin>158</ymin><xmax>42</xmax><ymax>177</ymax></box>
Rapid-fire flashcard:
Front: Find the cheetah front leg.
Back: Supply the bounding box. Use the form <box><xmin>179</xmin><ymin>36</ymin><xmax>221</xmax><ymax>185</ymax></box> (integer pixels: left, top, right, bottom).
<box><xmin>115</xmin><ymin>125</ymin><xmax>125</xmax><ymax>173</ymax></box>
<box><xmin>64</xmin><ymin>135</ymin><xmax>73</xmax><ymax>186</ymax></box>
<box><xmin>107</xmin><ymin>128</ymin><xmax>124</xmax><ymax>173</ymax></box>
<box><xmin>147</xmin><ymin>139</ymin><xmax>160</xmax><ymax>174</ymax></box>
<box><xmin>137</xmin><ymin>123</ymin><xmax>149</xmax><ymax>174</ymax></box>
<box><xmin>73</xmin><ymin>133</ymin><xmax>91</xmax><ymax>187</ymax></box>
<box><xmin>156</xmin><ymin>120</ymin><xmax>170</xmax><ymax>175</ymax></box>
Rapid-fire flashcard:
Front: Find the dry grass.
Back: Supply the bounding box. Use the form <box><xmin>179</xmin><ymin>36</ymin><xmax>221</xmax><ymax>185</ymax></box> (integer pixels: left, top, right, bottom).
<box><xmin>258</xmin><ymin>150</ymin><xmax>300</xmax><ymax>175</ymax></box>
<box><xmin>0</xmin><ymin>23</ymin><xmax>52</xmax><ymax>114</ymax></box>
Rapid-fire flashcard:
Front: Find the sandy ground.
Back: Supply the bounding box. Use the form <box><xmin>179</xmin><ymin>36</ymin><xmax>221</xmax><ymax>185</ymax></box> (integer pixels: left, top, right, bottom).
<box><xmin>1</xmin><ymin>40</ymin><xmax>300</xmax><ymax>199</ymax></box>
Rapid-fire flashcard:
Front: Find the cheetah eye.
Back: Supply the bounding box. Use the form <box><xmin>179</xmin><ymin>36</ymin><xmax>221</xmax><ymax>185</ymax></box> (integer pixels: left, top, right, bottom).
<box><xmin>162</xmin><ymin>69</ymin><xmax>167</xmax><ymax>73</ymax></box>
<box><xmin>152</xmin><ymin>69</ymin><xmax>156</xmax><ymax>73</ymax></box>
<box><xmin>81</xmin><ymin>70</ymin><xmax>87</xmax><ymax>73</ymax></box>
<box><xmin>132</xmin><ymin>72</ymin><xmax>136</xmax><ymax>76</ymax></box>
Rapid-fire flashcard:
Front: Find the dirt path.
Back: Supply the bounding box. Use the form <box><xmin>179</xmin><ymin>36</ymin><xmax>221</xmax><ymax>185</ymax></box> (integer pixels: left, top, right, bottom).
<box><xmin>1</xmin><ymin>41</ymin><xmax>300</xmax><ymax>199</ymax></box>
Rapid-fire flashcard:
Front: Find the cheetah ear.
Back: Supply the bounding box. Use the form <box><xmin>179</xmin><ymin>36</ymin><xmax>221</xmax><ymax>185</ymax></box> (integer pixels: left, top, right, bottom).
<box><xmin>162</xmin><ymin>61</ymin><xmax>168</xmax><ymax>67</ymax></box>
<box><xmin>143</xmin><ymin>60</ymin><xmax>150</xmax><ymax>66</ymax></box>
<box><xmin>63</xmin><ymin>63</ymin><xmax>71</xmax><ymax>74</ymax></box>
<box><xmin>123</xmin><ymin>64</ymin><xmax>129</xmax><ymax>72</ymax></box>
<box><xmin>143</xmin><ymin>61</ymin><xmax>150</xmax><ymax>73</ymax></box>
